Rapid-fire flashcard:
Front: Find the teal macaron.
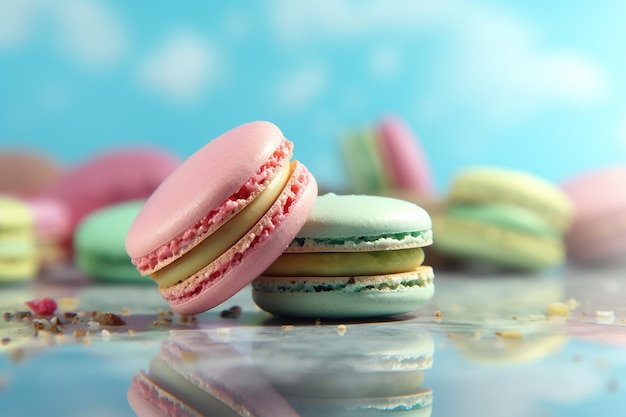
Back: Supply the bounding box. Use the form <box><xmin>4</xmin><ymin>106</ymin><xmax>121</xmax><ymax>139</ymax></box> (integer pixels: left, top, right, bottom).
<box><xmin>252</xmin><ymin>193</ymin><xmax>435</xmax><ymax>319</ymax></box>
<box><xmin>74</xmin><ymin>200</ymin><xmax>147</xmax><ymax>283</ymax></box>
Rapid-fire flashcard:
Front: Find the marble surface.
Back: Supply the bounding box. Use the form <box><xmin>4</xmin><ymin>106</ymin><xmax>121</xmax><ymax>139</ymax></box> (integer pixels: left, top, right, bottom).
<box><xmin>2</xmin><ymin>265</ymin><xmax>626</xmax><ymax>417</ymax></box>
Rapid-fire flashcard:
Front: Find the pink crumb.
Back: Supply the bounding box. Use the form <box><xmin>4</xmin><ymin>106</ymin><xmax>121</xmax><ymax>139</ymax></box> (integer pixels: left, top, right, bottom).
<box><xmin>25</xmin><ymin>297</ymin><xmax>57</xmax><ymax>316</ymax></box>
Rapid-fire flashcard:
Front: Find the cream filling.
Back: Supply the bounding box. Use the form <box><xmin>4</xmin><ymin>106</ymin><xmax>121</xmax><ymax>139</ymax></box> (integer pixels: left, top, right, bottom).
<box><xmin>151</xmin><ymin>163</ymin><xmax>292</xmax><ymax>287</ymax></box>
<box><xmin>264</xmin><ymin>248</ymin><xmax>425</xmax><ymax>277</ymax></box>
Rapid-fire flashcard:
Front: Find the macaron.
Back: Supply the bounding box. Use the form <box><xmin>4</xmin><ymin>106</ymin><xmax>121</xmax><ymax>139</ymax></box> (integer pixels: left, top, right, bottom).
<box><xmin>0</xmin><ymin>151</ymin><xmax>63</xmax><ymax>197</ymax></box>
<box><xmin>340</xmin><ymin>115</ymin><xmax>434</xmax><ymax>196</ymax></box>
<box><xmin>0</xmin><ymin>196</ymin><xmax>38</xmax><ymax>282</ymax></box>
<box><xmin>74</xmin><ymin>200</ymin><xmax>146</xmax><ymax>284</ymax></box>
<box><xmin>25</xmin><ymin>197</ymin><xmax>72</xmax><ymax>270</ymax></box>
<box><xmin>560</xmin><ymin>166</ymin><xmax>626</xmax><ymax>264</ymax></box>
<box><xmin>252</xmin><ymin>323</ymin><xmax>434</xmax><ymax>416</ymax></box>
<box><xmin>43</xmin><ymin>148</ymin><xmax>180</xmax><ymax>237</ymax></box>
<box><xmin>253</xmin><ymin>193</ymin><xmax>434</xmax><ymax>318</ymax></box>
<box><xmin>128</xmin><ymin>331</ymin><xmax>300</xmax><ymax>417</ymax></box>
<box><xmin>126</xmin><ymin>121</ymin><xmax>318</xmax><ymax>315</ymax></box>
<box><xmin>433</xmin><ymin>166</ymin><xmax>573</xmax><ymax>271</ymax></box>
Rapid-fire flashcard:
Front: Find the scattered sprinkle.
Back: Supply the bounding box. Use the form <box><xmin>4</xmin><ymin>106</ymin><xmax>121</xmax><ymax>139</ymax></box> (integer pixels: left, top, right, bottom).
<box><xmin>127</xmin><ymin>329</ymin><xmax>136</xmax><ymax>337</ymax></box>
<box><xmin>25</xmin><ymin>298</ymin><xmax>57</xmax><ymax>316</ymax></box>
<box><xmin>547</xmin><ymin>302</ymin><xmax>570</xmax><ymax>317</ymax></box>
<box><xmin>337</xmin><ymin>324</ymin><xmax>347</xmax><ymax>336</ymax></box>
<box><xmin>281</xmin><ymin>325</ymin><xmax>295</xmax><ymax>331</ymax></box>
<box><xmin>495</xmin><ymin>330</ymin><xmax>523</xmax><ymax>339</ymax></box>
<box><xmin>434</xmin><ymin>311</ymin><xmax>443</xmax><ymax>318</ymax></box>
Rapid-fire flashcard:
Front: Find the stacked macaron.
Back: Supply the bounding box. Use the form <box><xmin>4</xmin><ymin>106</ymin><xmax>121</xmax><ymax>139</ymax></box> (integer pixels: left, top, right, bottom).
<box><xmin>561</xmin><ymin>166</ymin><xmax>626</xmax><ymax>265</ymax></box>
<box><xmin>433</xmin><ymin>166</ymin><xmax>574</xmax><ymax>271</ymax></box>
<box><xmin>253</xmin><ymin>193</ymin><xmax>435</xmax><ymax>318</ymax></box>
<box><xmin>0</xmin><ymin>196</ymin><xmax>38</xmax><ymax>282</ymax></box>
<box><xmin>126</xmin><ymin>121</ymin><xmax>318</xmax><ymax>315</ymax></box>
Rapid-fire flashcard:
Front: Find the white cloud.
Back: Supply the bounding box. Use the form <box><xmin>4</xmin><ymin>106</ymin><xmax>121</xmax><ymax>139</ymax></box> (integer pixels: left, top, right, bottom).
<box><xmin>437</xmin><ymin>7</ymin><xmax>608</xmax><ymax>124</ymax></box>
<box><xmin>274</xmin><ymin>65</ymin><xmax>328</xmax><ymax>110</ymax></box>
<box><xmin>138</xmin><ymin>31</ymin><xmax>219</xmax><ymax>105</ymax></box>
<box><xmin>0</xmin><ymin>0</ymin><xmax>43</xmax><ymax>48</ymax></box>
<box><xmin>54</xmin><ymin>0</ymin><xmax>128</xmax><ymax>68</ymax></box>
<box><xmin>0</xmin><ymin>0</ymin><xmax>128</xmax><ymax>69</ymax></box>
<box><xmin>268</xmin><ymin>0</ymin><xmax>609</xmax><ymax>125</ymax></box>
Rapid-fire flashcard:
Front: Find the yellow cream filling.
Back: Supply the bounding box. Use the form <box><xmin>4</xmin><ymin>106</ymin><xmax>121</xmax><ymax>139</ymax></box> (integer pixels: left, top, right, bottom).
<box><xmin>151</xmin><ymin>163</ymin><xmax>293</xmax><ymax>287</ymax></box>
<box><xmin>264</xmin><ymin>247</ymin><xmax>425</xmax><ymax>277</ymax></box>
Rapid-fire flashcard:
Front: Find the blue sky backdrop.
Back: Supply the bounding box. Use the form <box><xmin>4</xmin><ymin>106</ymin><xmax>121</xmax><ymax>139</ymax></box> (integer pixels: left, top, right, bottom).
<box><xmin>1</xmin><ymin>0</ymin><xmax>625</xmax><ymax>192</ymax></box>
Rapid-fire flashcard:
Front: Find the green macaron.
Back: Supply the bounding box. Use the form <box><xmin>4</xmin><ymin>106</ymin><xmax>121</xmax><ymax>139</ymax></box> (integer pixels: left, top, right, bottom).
<box><xmin>252</xmin><ymin>193</ymin><xmax>435</xmax><ymax>318</ymax></box>
<box><xmin>74</xmin><ymin>200</ymin><xmax>147</xmax><ymax>283</ymax></box>
<box><xmin>434</xmin><ymin>203</ymin><xmax>565</xmax><ymax>270</ymax></box>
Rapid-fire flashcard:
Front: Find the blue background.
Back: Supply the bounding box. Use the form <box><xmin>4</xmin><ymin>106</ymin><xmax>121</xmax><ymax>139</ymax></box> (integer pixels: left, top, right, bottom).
<box><xmin>1</xmin><ymin>0</ymin><xmax>625</xmax><ymax>192</ymax></box>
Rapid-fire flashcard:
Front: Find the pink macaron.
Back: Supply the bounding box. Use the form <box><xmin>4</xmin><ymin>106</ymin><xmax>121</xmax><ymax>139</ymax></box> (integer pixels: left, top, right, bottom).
<box><xmin>561</xmin><ymin>165</ymin><xmax>626</xmax><ymax>264</ymax></box>
<box><xmin>378</xmin><ymin>115</ymin><xmax>434</xmax><ymax>195</ymax></box>
<box><xmin>42</xmin><ymin>148</ymin><xmax>180</xmax><ymax>237</ymax></box>
<box><xmin>125</xmin><ymin>121</ymin><xmax>318</xmax><ymax>315</ymax></box>
<box><xmin>0</xmin><ymin>151</ymin><xmax>64</xmax><ymax>197</ymax></box>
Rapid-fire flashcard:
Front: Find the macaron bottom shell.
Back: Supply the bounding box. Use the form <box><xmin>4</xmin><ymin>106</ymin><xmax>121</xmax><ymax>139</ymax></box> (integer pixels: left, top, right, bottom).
<box><xmin>252</xmin><ymin>266</ymin><xmax>434</xmax><ymax>319</ymax></box>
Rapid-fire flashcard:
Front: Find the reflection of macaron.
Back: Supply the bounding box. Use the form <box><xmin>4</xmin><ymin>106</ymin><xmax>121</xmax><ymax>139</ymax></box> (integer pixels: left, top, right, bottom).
<box><xmin>434</xmin><ymin>167</ymin><xmax>573</xmax><ymax>271</ymax></box>
<box><xmin>340</xmin><ymin>116</ymin><xmax>433</xmax><ymax>196</ymax></box>
<box><xmin>253</xmin><ymin>193</ymin><xmax>434</xmax><ymax>318</ymax></box>
<box><xmin>0</xmin><ymin>196</ymin><xmax>38</xmax><ymax>282</ymax></box>
<box><xmin>561</xmin><ymin>166</ymin><xmax>626</xmax><ymax>264</ymax></box>
<box><xmin>43</xmin><ymin>148</ymin><xmax>180</xmax><ymax>236</ymax></box>
<box><xmin>74</xmin><ymin>200</ymin><xmax>145</xmax><ymax>283</ymax></box>
<box><xmin>128</xmin><ymin>331</ymin><xmax>300</xmax><ymax>417</ymax></box>
<box><xmin>126</xmin><ymin>122</ymin><xmax>318</xmax><ymax>315</ymax></box>
<box><xmin>253</xmin><ymin>323</ymin><xmax>434</xmax><ymax>417</ymax></box>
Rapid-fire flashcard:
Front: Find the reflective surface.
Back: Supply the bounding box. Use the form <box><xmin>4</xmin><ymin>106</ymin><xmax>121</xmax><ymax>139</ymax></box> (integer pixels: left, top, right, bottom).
<box><xmin>2</xmin><ymin>265</ymin><xmax>626</xmax><ymax>416</ymax></box>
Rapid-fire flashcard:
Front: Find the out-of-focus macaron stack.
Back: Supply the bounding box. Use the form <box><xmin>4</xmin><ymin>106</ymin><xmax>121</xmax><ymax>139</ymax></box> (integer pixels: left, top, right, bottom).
<box><xmin>561</xmin><ymin>165</ymin><xmax>626</xmax><ymax>266</ymax></box>
<box><xmin>433</xmin><ymin>166</ymin><xmax>574</xmax><ymax>272</ymax></box>
<box><xmin>0</xmin><ymin>196</ymin><xmax>38</xmax><ymax>283</ymax></box>
<box><xmin>0</xmin><ymin>147</ymin><xmax>180</xmax><ymax>283</ymax></box>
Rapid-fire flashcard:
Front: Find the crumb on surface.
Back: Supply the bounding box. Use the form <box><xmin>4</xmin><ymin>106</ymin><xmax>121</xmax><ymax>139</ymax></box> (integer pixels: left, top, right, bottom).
<box><xmin>127</xmin><ymin>329</ymin><xmax>136</xmax><ymax>337</ymax></box>
<box><xmin>98</xmin><ymin>313</ymin><xmax>126</xmax><ymax>326</ymax></box>
<box><xmin>220</xmin><ymin>305</ymin><xmax>242</xmax><ymax>319</ymax></box>
<box><xmin>547</xmin><ymin>302</ymin><xmax>570</xmax><ymax>316</ymax></box>
<box><xmin>25</xmin><ymin>297</ymin><xmax>57</xmax><ymax>316</ymax></box>
<box><xmin>495</xmin><ymin>330</ymin><xmax>523</xmax><ymax>339</ymax></box>
<box><xmin>281</xmin><ymin>325</ymin><xmax>295</xmax><ymax>331</ymax></box>
<box><xmin>337</xmin><ymin>324</ymin><xmax>347</xmax><ymax>336</ymax></box>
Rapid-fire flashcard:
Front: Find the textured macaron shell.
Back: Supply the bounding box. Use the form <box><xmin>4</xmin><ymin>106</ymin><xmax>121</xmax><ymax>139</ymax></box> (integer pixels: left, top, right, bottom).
<box><xmin>450</xmin><ymin>166</ymin><xmax>574</xmax><ymax>232</ymax></box>
<box><xmin>160</xmin><ymin>161</ymin><xmax>317</xmax><ymax>314</ymax></box>
<box><xmin>43</xmin><ymin>148</ymin><xmax>180</xmax><ymax>233</ymax></box>
<box><xmin>126</xmin><ymin>121</ymin><xmax>292</xmax><ymax>274</ymax></box>
<box><xmin>378</xmin><ymin>115</ymin><xmax>434</xmax><ymax>194</ymax></box>
<box><xmin>287</xmin><ymin>193</ymin><xmax>433</xmax><ymax>252</ymax></box>
<box><xmin>561</xmin><ymin>166</ymin><xmax>626</xmax><ymax>262</ymax></box>
<box><xmin>75</xmin><ymin>200</ymin><xmax>145</xmax><ymax>282</ymax></box>
<box><xmin>253</xmin><ymin>267</ymin><xmax>434</xmax><ymax>318</ymax></box>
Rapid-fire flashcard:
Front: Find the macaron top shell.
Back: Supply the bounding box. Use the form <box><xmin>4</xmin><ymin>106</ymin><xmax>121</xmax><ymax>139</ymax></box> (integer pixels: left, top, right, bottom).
<box><xmin>379</xmin><ymin>115</ymin><xmax>434</xmax><ymax>194</ymax></box>
<box><xmin>449</xmin><ymin>166</ymin><xmax>573</xmax><ymax>231</ymax></box>
<box><xmin>126</xmin><ymin>121</ymin><xmax>294</xmax><ymax>272</ymax></box>
<box><xmin>0</xmin><ymin>196</ymin><xmax>34</xmax><ymax>229</ymax></box>
<box><xmin>287</xmin><ymin>193</ymin><xmax>432</xmax><ymax>252</ymax></box>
